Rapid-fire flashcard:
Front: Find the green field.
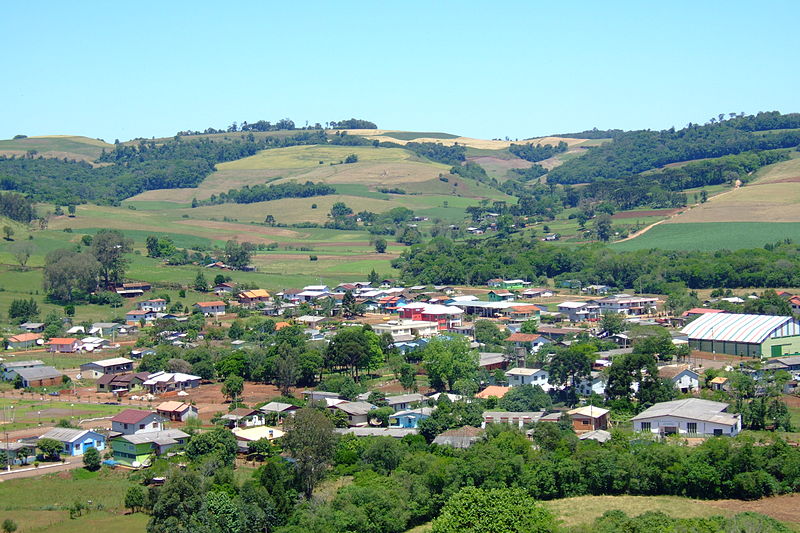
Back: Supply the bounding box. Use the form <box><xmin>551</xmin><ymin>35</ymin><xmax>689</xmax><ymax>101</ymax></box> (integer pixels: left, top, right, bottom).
<box><xmin>611</xmin><ymin>222</ymin><xmax>800</xmax><ymax>251</ymax></box>
<box><xmin>0</xmin><ymin>398</ymin><xmax>130</xmax><ymax>431</ymax></box>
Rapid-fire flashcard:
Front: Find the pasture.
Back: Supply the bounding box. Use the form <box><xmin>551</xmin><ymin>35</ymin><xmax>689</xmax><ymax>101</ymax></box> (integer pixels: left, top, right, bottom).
<box><xmin>610</xmin><ymin>222</ymin><xmax>800</xmax><ymax>251</ymax></box>
<box><xmin>0</xmin><ymin>135</ymin><xmax>112</xmax><ymax>163</ymax></box>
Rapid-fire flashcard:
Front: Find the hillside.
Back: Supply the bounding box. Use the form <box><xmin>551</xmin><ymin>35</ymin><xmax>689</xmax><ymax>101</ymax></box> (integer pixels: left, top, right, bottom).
<box><xmin>0</xmin><ymin>135</ymin><xmax>112</xmax><ymax>163</ymax></box>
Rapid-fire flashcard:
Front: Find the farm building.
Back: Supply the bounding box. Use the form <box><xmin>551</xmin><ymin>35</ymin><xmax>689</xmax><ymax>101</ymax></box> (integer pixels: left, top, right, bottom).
<box><xmin>682</xmin><ymin>313</ymin><xmax>800</xmax><ymax>358</ymax></box>
<box><xmin>1</xmin><ymin>360</ymin><xmax>45</xmax><ymax>381</ymax></box>
<box><xmin>14</xmin><ymin>366</ymin><xmax>63</xmax><ymax>387</ymax></box>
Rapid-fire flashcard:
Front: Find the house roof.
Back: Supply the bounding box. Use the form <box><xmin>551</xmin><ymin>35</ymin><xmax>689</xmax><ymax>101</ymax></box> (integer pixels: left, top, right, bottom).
<box><xmin>505</xmin><ymin>367</ymin><xmax>543</xmax><ymax>376</ymax></box>
<box><xmin>143</xmin><ymin>371</ymin><xmax>200</xmax><ymax>385</ymax></box>
<box><xmin>2</xmin><ymin>360</ymin><xmax>44</xmax><ymax>369</ymax></box>
<box><xmin>558</xmin><ymin>301</ymin><xmax>590</xmax><ymax>309</ymax></box>
<box><xmin>15</xmin><ymin>366</ymin><xmax>62</xmax><ymax>380</ymax></box>
<box><xmin>232</xmin><ymin>426</ymin><xmax>284</xmax><ymax>441</ymax></box>
<box><xmin>384</xmin><ymin>393</ymin><xmax>426</xmax><ymax>405</ymax></box>
<box><xmin>432</xmin><ymin>426</ymin><xmax>484</xmax><ymax>448</ymax></box>
<box><xmin>579</xmin><ymin>429</ymin><xmax>612</xmax><ymax>443</ymax></box>
<box><xmin>240</xmin><ymin>289</ymin><xmax>270</xmax><ymax>299</ymax></box>
<box><xmin>658</xmin><ymin>365</ymin><xmax>697</xmax><ymax>380</ymax></box>
<box><xmin>398</xmin><ymin>302</ymin><xmax>464</xmax><ymax>315</ymax></box>
<box><xmin>681</xmin><ymin>313</ymin><xmax>798</xmax><ymax>344</ymax></box>
<box><xmin>333</xmin><ymin>401</ymin><xmax>376</xmax><ymax>416</ymax></box>
<box><xmin>117</xmin><ymin>429</ymin><xmax>189</xmax><ymax>445</ymax></box>
<box><xmin>40</xmin><ymin>428</ymin><xmax>94</xmax><ymax>443</ymax></box>
<box><xmin>8</xmin><ymin>333</ymin><xmax>42</xmax><ymax>343</ymax></box>
<box><xmin>568</xmin><ymin>405</ymin><xmax>610</xmax><ymax>418</ymax></box>
<box><xmin>260</xmin><ymin>401</ymin><xmax>299</xmax><ymax>413</ymax></box>
<box><xmin>505</xmin><ymin>333</ymin><xmax>543</xmax><ymax>343</ymax></box>
<box><xmin>482</xmin><ymin>411</ymin><xmax>544</xmax><ymax>423</ymax></box>
<box><xmin>681</xmin><ymin>308</ymin><xmax>724</xmax><ymax>317</ymax></box>
<box><xmin>47</xmin><ymin>338</ymin><xmax>78</xmax><ymax>345</ymax></box>
<box><xmin>82</xmin><ymin>357</ymin><xmax>133</xmax><ymax>368</ymax></box>
<box><xmin>479</xmin><ymin>352</ymin><xmax>506</xmax><ymax>367</ymax></box>
<box><xmin>334</xmin><ymin>427</ymin><xmax>418</xmax><ymax>438</ymax></box>
<box><xmin>393</xmin><ymin>407</ymin><xmax>434</xmax><ymax>417</ymax></box>
<box><xmin>709</xmin><ymin>376</ymin><xmax>729</xmax><ymax>384</ymax></box>
<box><xmin>111</xmin><ymin>409</ymin><xmax>157</xmax><ymax>424</ymax></box>
<box><xmin>195</xmin><ymin>301</ymin><xmax>225</xmax><ymax>307</ymax></box>
<box><xmin>156</xmin><ymin>401</ymin><xmax>193</xmax><ymax>413</ymax></box>
<box><xmin>475</xmin><ymin>385</ymin><xmax>510</xmax><ymax>399</ymax></box>
<box><xmin>631</xmin><ymin>398</ymin><xmax>738</xmax><ymax>425</ymax></box>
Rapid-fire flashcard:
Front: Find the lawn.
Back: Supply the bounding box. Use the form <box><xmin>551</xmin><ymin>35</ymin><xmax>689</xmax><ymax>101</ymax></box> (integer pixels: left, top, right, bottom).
<box><xmin>611</xmin><ymin>222</ymin><xmax>800</xmax><ymax>251</ymax></box>
<box><xmin>0</xmin><ymin>398</ymin><xmax>129</xmax><ymax>430</ymax></box>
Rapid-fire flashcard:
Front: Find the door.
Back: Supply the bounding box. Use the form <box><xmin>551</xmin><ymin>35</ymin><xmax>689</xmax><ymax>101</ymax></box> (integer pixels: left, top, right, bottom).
<box><xmin>771</xmin><ymin>344</ymin><xmax>783</xmax><ymax>357</ymax></box>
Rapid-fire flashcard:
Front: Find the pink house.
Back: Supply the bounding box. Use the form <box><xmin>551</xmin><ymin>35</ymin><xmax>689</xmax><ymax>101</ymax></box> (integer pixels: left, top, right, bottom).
<box><xmin>48</xmin><ymin>337</ymin><xmax>80</xmax><ymax>353</ymax></box>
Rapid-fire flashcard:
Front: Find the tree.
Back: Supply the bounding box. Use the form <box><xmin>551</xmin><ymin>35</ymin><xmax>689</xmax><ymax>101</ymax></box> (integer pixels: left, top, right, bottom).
<box><xmin>743</xmin><ymin>289</ymin><xmax>793</xmax><ymax>316</ymax></box>
<box><xmin>431</xmin><ymin>487</ymin><xmax>556</xmax><ymax>533</ymax></box>
<box><xmin>10</xmin><ymin>242</ymin><xmax>33</xmax><ymax>270</ymax></box>
<box><xmin>399</xmin><ymin>363</ymin><xmax>418</xmax><ymax>392</ymax></box>
<box><xmin>474</xmin><ymin>320</ymin><xmax>507</xmax><ymax>350</ymax></box>
<box><xmin>90</xmin><ymin>229</ymin><xmax>133</xmax><ymax>288</ymax></box>
<box><xmin>193</xmin><ymin>270</ymin><xmax>207</xmax><ymax>292</ymax></box>
<box><xmin>497</xmin><ymin>385</ymin><xmax>552</xmax><ymax>412</ymax></box>
<box><xmin>125</xmin><ymin>485</ymin><xmax>146</xmax><ymax>513</ymax></box>
<box><xmin>2</xmin><ymin>226</ymin><xmax>13</xmax><ymax>240</ymax></box>
<box><xmin>374</xmin><ymin>238</ymin><xmax>387</xmax><ymax>253</ymax></box>
<box><xmin>37</xmin><ymin>438</ymin><xmax>62</xmax><ymax>460</ymax></box>
<box><xmin>548</xmin><ymin>344</ymin><xmax>593</xmax><ymax>403</ymax></box>
<box><xmin>223</xmin><ymin>240</ymin><xmax>253</xmax><ymax>270</ymax></box>
<box><xmin>264</xmin><ymin>214</ymin><xmax>275</xmax><ymax>226</ymax></box>
<box><xmin>184</xmin><ymin>427</ymin><xmax>238</xmax><ymax>467</ymax></box>
<box><xmin>330</xmin><ymin>202</ymin><xmax>352</xmax><ymax>219</ymax></box>
<box><xmin>8</xmin><ymin>297</ymin><xmax>39</xmax><ymax>323</ymax></box>
<box><xmin>222</xmin><ymin>375</ymin><xmax>244</xmax><ymax>402</ymax></box>
<box><xmin>594</xmin><ymin>214</ymin><xmax>613</xmax><ymax>241</ymax></box>
<box><xmin>600</xmin><ymin>312</ymin><xmax>626</xmax><ymax>335</ymax></box>
<box><xmin>82</xmin><ymin>446</ymin><xmax>101</xmax><ymax>471</ymax></box>
<box><xmin>282</xmin><ymin>408</ymin><xmax>337</xmax><ymax>498</ymax></box>
<box><xmin>325</xmin><ymin>326</ymin><xmax>383</xmax><ymax>380</ymax></box>
<box><xmin>422</xmin><ymin>336</ymin><xmax>478</xmax><ymax>392</ymax></box>
<box><xmin>344</xmin><ymin>154</ymin><xmax>358</xmax><ymax>164</ymax></box>
<box><xmin>43</xmin><ymin>249</ymin><xmax>101</xmax><ymax>301</ymax></box>
<box><xmin>275</xmin><ymin>354</ymin><xmax>299</xmax><ymax>396</ymax></box>
<box><xmin>520</xmin><ymin>319</ymin><xmax>538</xmax><ymax>334</ymax></box>
<box><xmin>1</xmin><ymin>519</ymin><xmax>17</xmax><ymax>533</ymax></box>
<box><xmin>148</xmin><ymin>470</ymin><xmax>205</xmax><ymax>533</ymax></box>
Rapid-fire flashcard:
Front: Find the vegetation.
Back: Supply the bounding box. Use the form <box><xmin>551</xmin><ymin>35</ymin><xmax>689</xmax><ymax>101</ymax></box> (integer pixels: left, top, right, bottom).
<box><xmin>194</xmin><ymin>181</ymin><xmax>336</xmax><ymax>206</ymax></box>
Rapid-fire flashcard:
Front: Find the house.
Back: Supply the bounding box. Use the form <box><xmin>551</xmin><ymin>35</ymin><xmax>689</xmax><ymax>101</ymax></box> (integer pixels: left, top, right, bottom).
<box><xmin>373</xmin><ymin>320</ymin><xmax>440</xmax><ymax>339</ymax></box>
<box><xmin>47</xmin><ymin>338</ymin><xmax>79</xmax><ymax>353</ymax></box>
<box><xmin>260</xmin><ymin>401</ymin><xmax>300</xmax><ymax>420</ymax></box>
<box><xmin>156</xmin><ymin>401</ymin><xmax>198</xmax><ymax>422</ymax></box>
<box><xmin>138</xmin><ymin>299</ymin><xmax>167</xmax><ymax>312</ymax></box>
<box><xmin>487</xmin><ymin>279</ymin><xmax>530</xmax><ymax>290</ymax></box>
<box><xmin>765</xmin><ymin>355</ymin><xmax>800</xmax><ymax>372</ymax></box>
<box><xmin>432</xmin><ymin>426</ymin><xmax>484</xmax><ymax>448</ymax></box>
<box><xmin>576</xmin><ymin>371</ymin><xmax>607</xmax><ymax>397</ymax></box>
<box><xmin>681</xmin><ymin>308</ymin><xmax>725</xmax><ymax>318</ymax></box>
<box><xmin>221</xmin><ymin>408</ymin><xmax>266</xmax><ymax>428</ymax></box>
<box><xmin>330</xmin><ymin>401</ymin><xmax>377</xmax><ymax>427</ymax></box>
<box><xmin>335</xmin><ymin>427</ymin><xmax>418</xmax><ymax>438</ymax></box>
<box><xmin>302</xmin><ymin>284</ymin><xmax>330</xmax><ymax>293</ymax></box>
<box><xmin>428</xmin><ymin>392</ymin><xmax>463</xmax><ymax>403</ymax></box>
<box><xmin>482</xmin><ymin>411</ymin><xmax>544</xmax><ymax>428</ymax></box>
<box><xmin>557</xmin><ymin>302</ymin><xmax>600</xmax><ymax>322</ymax></box>
<box><xmin>789</xmin><ymin>296</ymin><xmax>800</xmax><ymax>315</ymax></box>
<box><xmin>520</xmin><ymin>288</ymin><xmax>555</xmax><ymax>299</ymax></box>
<box><xmin>595</xmin><ymin>294</ymin><xmax>659</xmax><ymax>316</ymax></box>
<box><xmin>1</xmin><ymin>360</ymin><xmax>45</xmax><ymax>380</ymax></box>
<box><xmin>238</xmin><ymin>289</ymin><xmax>271</xmax><ymax>307</ymax></box>
<box><xmin>567</xmin><ymin>405</ymin><xmax>610</xmax><ymax>432</ymax></box>
<box><xmin>579</xmin><ymin>429</ymin><xmax>612</xmax><ymax>443</ymax></box>
<box><xmin>14</xmin><ymin>366</ymin><xmax>63</xmax><ymax>387</ymax></box>
<box><xmin>504</xmin><ymin>305</ymin><xmax>543</xmax><ymax>324</ymax></box>
<box><xmin>475</xmin><ymin>385</ymin><xmax>510</xmax><ymax>399</ymax></box>
<box><xmin>488</xmin><ymin>290</ymin><xmax>515</xmax><ymax>302</ymax></box>
<box><xmin>79</xmin><ymin>336</ymin><xmax>112</xmax><ymax>352</ymax></box>
<box><xmin>537</xmin><ymin>326</ymin><xmax>585</xmax><ymax>342</ymax></box>
<box><xmin>384</xmin><ymin>393</ymin><xmax>426</xmax><ymax>411</ymax></box>
<box><xmin>123</xmin><ymin>281</ymin><xmax>152</xmax><ymax>292</ymax></box>
<box><xmin>658</xmin><ymin>365</ymin><xmax>700</xmax><ymax>394</ymax></box>
<box><xmin>632</xmin><ymin>398</ymin><xmax>741</xmax><ymax>437</ymax></box>
<box><xmin>38</xmin><ymin>428</ymin><xmax>105</xmax><ymax>457</ymax></box>
<box><xmin>505</xmin><ymin>333</ymin><xmax>551</xmax><ymax>354</ymax></box>
<box><xmin>397</xmin><ymin>303</ymin><xmax>464</xmax><ymax>329</ymax></box>
<box><xmin>479</xmin><ymin>352</ymin><xmax>508</xmax><ymax>371</ymax></box>
<box><xmin>232</xmin><ymin>426</ymin><xmax>284</xmax><ymax>447</ymax></box>
<box><xmin>682</xmin><ymin>313</ymin><xmax>800</xmax><ymax>358</ymax></box>
<box><xmin>19</xmin><ymin>322</ymin><xmax>45</xmax><ymax>333</ymax></box>
<box><xmin>6</xmin><ymin>333</ymin><xmax>42</xmax><ymax>350</ymax></box>
<box><xmin>111</xmin><ymin>410</ymin><xmax>165</xmax><ymax>435</ymax></box>
<box><xmin>90</xmin><ymin>322</ymin><xmax>124</xmax><ymax>338</ymax></box>
<box><xmin>213</xmin><ymin>282</ymin><xmax>237</xmax><ymax>295</ymax></box>
<box><xmin>296</xmin><ymin>315</ymin><xmax>328</xmax><ymax>329</ymax></box>
<box><xmin>505</xmin><ymin>367</ymin><xmax>551</xmax><ymax>390</ymax></box>
<box><xmin>142</xmin><ymin>371</ymin><xmax>201</xmax><ymax>394</ymax></box>
<box><xmin>193</xmin><ymin>301</ymin><xmax>226</xmax><ymax>316</ymax></box>
<box><xmin>390</xmin><ymin>408</ymin><xmax>433</xmax><ymax>428</ymax></box>
<box><xmin>126</xmin><ymin>309</ymin><xmax>157</xmax><ymax>325</ymax></box>
<box><xmin>79</xmin><ymin>357</ymin><xmax>134</xmax><ymax>379</ymax></box>
<box><xmin>302</xmin><ymin>390</ymin><xmax>341</xmax><ymax>402</ymax></box>
<box><xmin>709</xmin><ymin>376</ymin><xmax>729</xmax><ymax>391</ymax></box>
<box><xmin>111</xmin><ymin>429</ymin><xmax>189</xmax><ymax>467</ymax></box>
<box><xmin>581</xmin><ymin>284</ymin><xmax>611</xmax><ymax>296</ymax></box>
<box><xmin>96</xmin><ymin>372</ymin><xmax>150</xmax><ymax>393</ymax></box>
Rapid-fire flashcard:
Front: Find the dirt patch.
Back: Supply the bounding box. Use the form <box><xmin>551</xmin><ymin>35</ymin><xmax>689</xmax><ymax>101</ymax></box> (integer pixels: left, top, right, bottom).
<box><xmin>468</xmin><ymin>156</ymin><xmax>532</xmax><ymax>170</ymax></box>
<box><xmin>782</xmin><ymin>394</ymin><xmax>800</xmax><ymax>408</ymax></box>
<box><xmin>612</xmin><ymin>209</ymin><xmax>682</xmax><ymax>219</ymax></box>
<box><xmin>179</xmin><ymin>382</ymin><xmax>292</xmax><ymax>421</ymax></box>
<box><xmin>702</xmin><ymin>493</ymin><xmax>800</xmax><ymax>525</ymax></box>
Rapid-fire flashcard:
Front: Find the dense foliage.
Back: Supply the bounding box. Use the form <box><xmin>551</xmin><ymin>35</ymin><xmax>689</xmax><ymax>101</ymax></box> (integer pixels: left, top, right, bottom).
<box><xmin>0</xmin><ymin>192</ymin><xmax>35</xmax><ymax>222</ymax></box>
<box><xmin>508</xmin><ymin>141</ymin><xmax>568</xmax><ymax>162</ymax></box>
<box><xmin>394</xmin><ymin>236</ymin><xmax>800</xmax><ymax>290</ymax></box>
<box><xmin>195</xmin><ymin>181</ymin><xmax>336</xmax><ymax>206</ymax></box>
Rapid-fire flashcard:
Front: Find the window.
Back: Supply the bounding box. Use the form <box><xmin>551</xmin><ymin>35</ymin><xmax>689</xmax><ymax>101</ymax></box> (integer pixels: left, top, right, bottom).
<box><xmin>713</xmin><ymin>429</ymin><xmax>723</xmax><ymax>436</ymax></box>
<box><xmin>139</xmin><ymin>424</ymin><xmax>145</xmax><ymax>429</ymax></box>
<box><xmin>687</xmin><ymin>423</ymin><xmax>697</xmax><ymax>434</ymax></box>
<box><xmin>640</xmin><ymin>422</ymin><xmax>651</xmax><ymax>432</ymax></box>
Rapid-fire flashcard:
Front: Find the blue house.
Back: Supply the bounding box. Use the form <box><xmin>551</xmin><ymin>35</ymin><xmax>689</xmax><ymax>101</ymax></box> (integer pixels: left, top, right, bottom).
<box><xmin>38</xmin><ymin>428</ymin><xmax>106</xmax><ymax>456</ymax></box>
<box><xmin>390</xmin><ymin>407</ymin><xmax>434</xmax><ymax>429</ymax></box>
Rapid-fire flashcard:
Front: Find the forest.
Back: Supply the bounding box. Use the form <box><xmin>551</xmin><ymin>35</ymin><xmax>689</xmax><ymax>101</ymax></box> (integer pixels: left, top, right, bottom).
<box><xmin>193</xmin><ymin>181</ymin><xmax>336</xmax><ymax>206</ymax></box>
<box><xmin>393</xmin><ymin>236</ymin><xmax>800</xmax><ymax>291</ymax></box>
<box><xmin>508</xmin><ymin>141</ymin><xmax>568</xmax><ymax>162</ymax></box>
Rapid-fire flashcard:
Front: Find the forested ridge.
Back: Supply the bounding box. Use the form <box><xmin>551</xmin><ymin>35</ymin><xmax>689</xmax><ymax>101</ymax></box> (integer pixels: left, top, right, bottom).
<box><xmin>394</xmin><ymin>236</ymin><xmax>800</xmax><ymax>290</ymax></box>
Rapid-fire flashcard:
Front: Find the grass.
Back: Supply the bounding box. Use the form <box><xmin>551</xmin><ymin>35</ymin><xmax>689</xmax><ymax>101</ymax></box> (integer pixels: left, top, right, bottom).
<box><xmin>0</xmin><ymin>467</ymin><xmax>144</xmax><ymax>532</ymax></box>
<box><xmin>0</xmin><ymin>398</ymin><xmax>130</xmax><ymax>431</ymax></box>
<box><xmin>611</xmin><ymin>222</ymin><xmax>800</xmax><ymax>251</ymax></box>
<box><xmin>379</xmin><ymin>132</ymin><xmax>460</xmax><ymax>141</ymax></box>
<box><xmin>0</xmin><ymin>136</ymin><xmax>112</xmax><ymax>162</ymax></box>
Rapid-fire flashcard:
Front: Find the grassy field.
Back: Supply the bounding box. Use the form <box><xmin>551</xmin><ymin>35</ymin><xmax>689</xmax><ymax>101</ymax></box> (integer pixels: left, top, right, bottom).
<box><xmin>0</xmin><ymin>135</ymin><xmax>112</xmax><ymax>163</ymax></box>
<box><xmin>611</xmin><ymin>222</ymin><xmax>800</xmax><ymax>251</ymax></box>
<box><xmin>0</xmin><ymin>398</ymin><xmax>130</xmax><ymax>430</ymax></box>
<box><xmin>0</xmin><ymin>468</ymin><xmax>146</xmax><ymax>533</ymax></box>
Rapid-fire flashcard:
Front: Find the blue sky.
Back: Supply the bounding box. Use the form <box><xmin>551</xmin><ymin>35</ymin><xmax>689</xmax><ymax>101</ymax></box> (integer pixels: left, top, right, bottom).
<box><xmin>2</xmin><ymin>1</ymin><xmax>798</xmax><ymax>142</ymax></box>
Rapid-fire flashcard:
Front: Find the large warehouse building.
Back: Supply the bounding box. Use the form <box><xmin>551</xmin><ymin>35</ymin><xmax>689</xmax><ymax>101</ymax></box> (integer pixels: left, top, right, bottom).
<box><xmin>682</xmin><ymin>313</ymin><xmax>800</xmax><ymax>358</ymax></box>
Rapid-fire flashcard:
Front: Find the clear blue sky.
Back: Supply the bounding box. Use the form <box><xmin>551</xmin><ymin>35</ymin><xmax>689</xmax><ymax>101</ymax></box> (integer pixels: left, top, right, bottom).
<box><xmin>2</xmin><ymin>1</ymin><xmax>798</xmax><ymax>142</ymax></box>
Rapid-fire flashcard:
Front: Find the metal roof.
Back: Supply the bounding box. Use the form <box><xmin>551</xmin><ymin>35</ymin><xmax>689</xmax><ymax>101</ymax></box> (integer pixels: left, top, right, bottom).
<box><xmin>681</xmin><ymin>313</ymin><xmax>798</xmax><ymax>344</ymax></box>
<box><xmin>632</xmin><ymin>398</ymin><xmax>739</xmax><ymax>425</ymax></box>
<box><xmin>40</xmin><ymin>428</ymin><xmax>94</xmax><ymax>442</ymax></box>
<box><xmin>15</xmin><ymin>366</ymin><xmax>62</xmax><ymax>380</ymax></box>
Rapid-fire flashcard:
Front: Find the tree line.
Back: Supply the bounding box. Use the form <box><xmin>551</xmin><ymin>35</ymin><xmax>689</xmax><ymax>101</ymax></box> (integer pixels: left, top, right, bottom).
<box><xmin>175</xmin><ymin>117</ymin><xmax>376</xmax><ymax>136</ymax></box>
<box><xmin>508</xmin><ymin>141</ymin><xmax>568</xmax><ymax>162</ymax></box>
<box><xmin>193</xmin><ymin>181</ymin><xmax>336</xmax><ymax>206</ymax></box>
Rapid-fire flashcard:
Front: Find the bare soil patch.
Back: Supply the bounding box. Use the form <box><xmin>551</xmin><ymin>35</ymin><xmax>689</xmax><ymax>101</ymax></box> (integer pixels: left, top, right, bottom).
<box><xmin>702</xmin><ymin>493</ymin><xmax>800</xmax><ymax>525</ymax></box>
<box><xmin>179</xmin><ymin>382</ymin><xmax>292</xmax><ymax>420</ymax></box>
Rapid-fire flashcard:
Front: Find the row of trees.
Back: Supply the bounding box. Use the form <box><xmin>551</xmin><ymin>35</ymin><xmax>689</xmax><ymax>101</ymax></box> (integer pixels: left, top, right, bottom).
<box><xmin>193</xmin><ymin>181</ymin><xmax>336</xmax><ymax>206</ymax></box>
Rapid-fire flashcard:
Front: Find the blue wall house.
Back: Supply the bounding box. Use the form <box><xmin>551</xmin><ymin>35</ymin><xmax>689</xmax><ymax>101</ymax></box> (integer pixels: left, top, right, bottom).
<box><xmin>390</xmin><ymin>407</ymin><xmax>434</xmax><ymax>428</ymax></box>
<box><xmin>38</xmin><ymin>428</ymin><xmax>106</xmax><ymax>456</ymax></box>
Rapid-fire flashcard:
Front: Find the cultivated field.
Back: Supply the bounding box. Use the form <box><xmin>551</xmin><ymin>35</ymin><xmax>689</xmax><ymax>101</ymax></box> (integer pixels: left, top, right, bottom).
<box><xmin>0</xmin><ymin>135</ymin><xmax>112</xmax><ymax>163</ymax></box>
<box><xmin>611</xmin><ymin>222</ymin><xmax>800</xmax><ymax>251</ymax></box>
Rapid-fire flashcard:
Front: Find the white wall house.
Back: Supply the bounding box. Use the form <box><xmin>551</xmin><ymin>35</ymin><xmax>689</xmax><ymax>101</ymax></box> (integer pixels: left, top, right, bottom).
<box><xmin>505</xmin><ymin>367</ymin><xmax>551</xmax><ymax>391</ymax></box>
<box><xmin>632</xmin><ymin>398</ymin><xmax>741</xmax><ymax>437</ymax></box>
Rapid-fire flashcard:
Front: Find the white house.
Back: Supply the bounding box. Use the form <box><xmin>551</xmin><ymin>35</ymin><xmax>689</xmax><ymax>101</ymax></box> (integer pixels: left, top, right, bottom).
<box><xmin>658</xmin><ymin>365</ymin><xmax>700</xmax><ymax>394</ymax></box>
<box><xmin>595</xmin><ymin>294</ymin><xmax>659</xmax><ymax>316</ymax></box>
<box><xmin>138</xmin><ymin>299</ymin><xmax>167</xmax><ymax>312</ymax></box>
<box><xmin>632</xmin><ymin>398</ymin><xmax>741</xmax><ymax>437</ymax></box>
<box><xmin>110</xmin><ymin>409</ymin><xmax>165</xmax><ymax>435</ymax></box>
<box><xmin>576</xmin><ymin>371</ymin><xmax>606</xmax><ymax>396</ymax></box>
<box><xmin>505</xmin><ymin>367</ymin><xmax>551</xmax><ymax>391</ymax></box>
<box><xmin>372</xmin><ymin>320</ymin><xmax>440</xmax><ymax>339</ymax></box>
<box><xmin>194</xmin><ymin>301</ymin><xmax>226</xmax><ymax>316</ymax></box>
<box><xmin>557</xmin><ymin>301</ymin><xmax>600</xmax><ymax>322</ymax></box>
<box><xmin>79</xmin><ymin>357</ymin><xmax>134</xmax><ymax>379</ymax></box>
